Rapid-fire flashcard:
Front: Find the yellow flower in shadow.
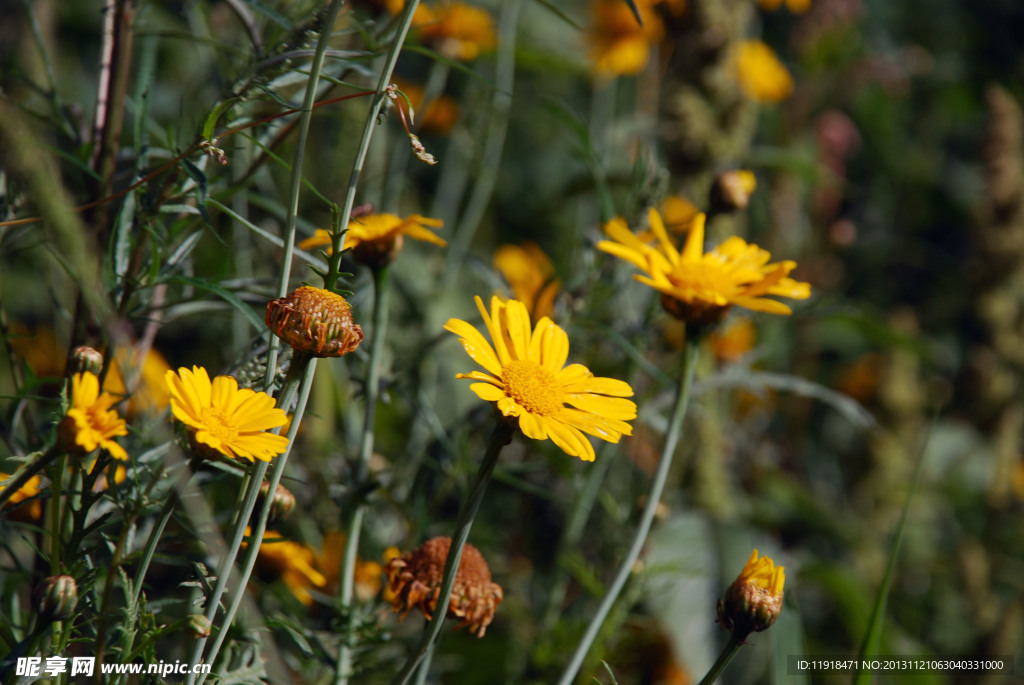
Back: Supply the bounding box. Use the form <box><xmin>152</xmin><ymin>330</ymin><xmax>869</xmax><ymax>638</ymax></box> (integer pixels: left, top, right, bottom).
<box><xmin>318</xmin><ymin>531</ymin><xmax>384</xmax><ymax>602</ymax></box>
<box><xmin>493</xmin><ymin>243</ymin><xmax>560</xmax><ymax>320</ymax></box>
<box><xmin>252</xmin><ymin>530</ymin><xmax>327</xmax><ymax>606</ymax></box>
<box><xmin>166</xmin><ymin>366</ymin><xmax>289</xmax><ymax>462</ymax></box>
<box><xmin>61</xmin><ymin>372</ymin><xmax>129</xmax><ymax>460</ymax></box>
<box><xmin>299</xmin><ymin>213</ymin><xmax>445</xmax><ymax>268</ymax></box>
<box><xmin>445</xmin><ymin>296</ymin><xmax>636</xmax><ymax>462</ymax></box>
<box><xmin>758</xmin><ymin>0</ymin><xmax>811</xmax><ymax>13</ymax></box>
<box><xmin>587</xmin><ymin>0</ymin><xmax>664</xmax><ymax>78</ymax></box>
<box><xmin>735</xmin><ymin>40</ymin><xmax>794</xmax><ymax>103</ymax></box>
<box><xmin>598</xmin><ymin>209</ymin><xmax>810</xmax><ymax>328</ymax></box>
<box><xmin>103</xmin><ymin>347</ymin><xmax>172</xmax><ymax>416</ymax></box>
<box><xmin>389</xmin><ymin>1</ymin><xmax>497</xmax><ymax>61</ymax></box>
<box><xmin>710</xmin><ymin>318</ymin><xmax>756</xmax><ymax>363</ymax></box>
<box><xmin>0</xmin><ymin>473</ymin><xmax>43</xmax><ymax>521</ymax></box>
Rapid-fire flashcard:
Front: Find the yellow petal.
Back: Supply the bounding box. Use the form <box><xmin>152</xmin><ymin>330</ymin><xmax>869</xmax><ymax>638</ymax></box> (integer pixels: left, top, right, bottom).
<box><xmin>444</xmin><ymin>317</ymin><xmax>503</xmax><ymax>376</ymax></box>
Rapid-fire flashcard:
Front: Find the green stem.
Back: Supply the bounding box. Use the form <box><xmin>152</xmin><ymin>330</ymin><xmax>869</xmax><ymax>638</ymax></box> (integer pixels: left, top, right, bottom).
<box><xmin>335</xmin><ymin>264</ymin><xmax>390</xmax><ymax>685</ymax></box>
<box><xmin>192</xmin><ymin>355</ymin><xmax>317</xmax><ymax>685</ymax></box>
<box><xmin>696</xmin><ymin>634</ymin><xmax>744</xmax><ymax>685</ymax></box>
<box><xmin>555</xmin><ymin>338</ymin><xmax>700</xmax><ymax>685</ymax></box>
<box><xmin>390</xmin><ymin>420</ymin><xmax>515</xmax><ymax>685</ymax></box>
<box><xmin>441</xmin><ymin>0</ymin><xmax>521</xmax><ymax>291</ymax></box>
<box><xmin>263</xmin><ymin>0</ymin><xmax>346</xmax><ymax>389</ymax></box>
<box><xmin>326</xmin><ymin>0</ymin><xmax>423</xmax><ymax>289</ymax></box>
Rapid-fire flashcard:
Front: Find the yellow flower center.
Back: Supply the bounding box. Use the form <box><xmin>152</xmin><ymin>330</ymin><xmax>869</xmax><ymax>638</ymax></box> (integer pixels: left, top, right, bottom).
<box><xmin>669</xmin><ymin>260</ymin><xmax>737</xmax><ymax>303</ymax></box>
<box><xmin>200</xmin><ymin>406</ymin><xmax>239</xmax><ymax>443</ymax></box>
<box><xmin>502</xmin><ymin>360</ymin><xmax>563</xmax><ymax>416</ymax></box>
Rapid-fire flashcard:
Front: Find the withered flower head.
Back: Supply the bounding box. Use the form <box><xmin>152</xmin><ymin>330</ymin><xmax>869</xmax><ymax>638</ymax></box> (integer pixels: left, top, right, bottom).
<box><xmin>385</xmin><ymin>536</ymin><xmax>503</xmax><ymax>637</ymax></box>
<box><xmin>266</xmin><ymin>286</ymin><xmax>364</xmax><ymax>358</ymax></box>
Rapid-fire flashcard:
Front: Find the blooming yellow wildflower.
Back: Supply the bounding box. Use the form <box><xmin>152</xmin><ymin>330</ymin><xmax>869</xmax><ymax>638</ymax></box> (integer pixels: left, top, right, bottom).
<box><xmin>493</xmin><ymin>243</ymin><xmax>560</xmax><ymax>320</ymax></box>
<box><xmin>445</xmin><ymin>296</ymin><xmax>636</xmax><ymax>462</ymax></box>
<box><xmin>0</xmin><ymin>473</ymin><xmax>43</xmax><ymax>521</ymax></box>
<box><xmin>299</xmin><ymin>213</ymin><xmax>445</xmax><ymax>268</ymax></box>
<box><xmin>710</xmin><ymin>318</ymin><xmax>756</xmax><ymax>362</ymax></box>
<box><xmin>389</xmin><ymin>1</ymin><xmax>497</xmax><ymax>62</ymax></box>
<box><xmin>587</xmin><ymin>0</ymin><xmax>664</xmax><ymax>78</ymax></box>
<box><xmin>318</xmin><ymin>531</ymin><xmax>384</xmax><ymax>602</ymax></box>
<box><xmin>659</xmin><ymin>195</ymin><xmax>701</xmax><ymax>234</ymax></box>
<box><xmin>735</xmin><ymin>40</ymin><xmax>794</xmax><ymax>103</ymax></box>
<box><xmin>386</xmin><ymin>536</ymin><xmax>503</xmax><ymax>637</ymax></box>
<box><xmin>718</xmin><ymin>549</ymin><xmax>785</xmax><ymax>641</ymax></box>
<box><xmin>265</xmin><ymin>286</ymin><xmax>364</xmax><ymax>357</ymax></box>
<box><xmin>166</xmin><ymin>366</ymin><xmax>289</xmax><ymax>462</ymax></box>
<box><xmin>61</xmin><ymin>372</ymin><xmax>129</xmax><ymax>460</ymax></box>
<box><xmin>758</xmin><ymin>0</ymin><xmax>811</xmax><ymax>13</ymax></box>
<box><xmin>597</xmin><ymin>209</ymin><xmax>810</xmax><ymax>327</ymax></box>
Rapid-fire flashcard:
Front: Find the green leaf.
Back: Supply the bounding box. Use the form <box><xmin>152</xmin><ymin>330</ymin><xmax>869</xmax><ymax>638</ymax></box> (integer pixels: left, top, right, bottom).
<box><xmin>162</xmin><ymin>275</ymin><xmax>265</xmax><ymax>332</ymax></box>
<box><xmin>529</xmin><ymin>0</ymin><xmax>582</xmax><ymax>30</ymax></box>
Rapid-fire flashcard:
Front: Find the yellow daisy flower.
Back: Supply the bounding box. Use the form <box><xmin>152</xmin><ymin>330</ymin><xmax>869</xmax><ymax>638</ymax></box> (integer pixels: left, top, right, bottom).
<box><xmin>493</xmin><ymin>243</ymin><xmax>560</xmax><ymax>320</ymax></box>
<box><xmin>444</xmin><ymin>296</ymin><xmax>636</xmax><ymax>462</ymax></box>
<box><xmin>734</xmin><ymin>40</ymin><xmax>794</xmax><ymax>103</ymax></box>
<box><xmin>597</xmin><ymin>209</ymin><xmax>810</xmax><ymax>327</ymax></box>
<box><xmin>718</xmin><ymin>549</ymin><xmax>785</xmax><ymax>641</ymax></box>
<box><xmin>298</xmin><ymin>213</ymin><xmax>445</xmax><ymax>268</ymax></box>
<box><xmin>165</xmin><ymin>366</ymin><xmax>289</xmax><ymax>462</ymax></box>
<box><xmin>61</xmin><ymin>372</ymin><xmax>129</xmax><ymax>460</ymax></box>
<box><xmin>251</xmin><ymin>529</ymin><xmax>327</xmax><ymax>607</ymax></box>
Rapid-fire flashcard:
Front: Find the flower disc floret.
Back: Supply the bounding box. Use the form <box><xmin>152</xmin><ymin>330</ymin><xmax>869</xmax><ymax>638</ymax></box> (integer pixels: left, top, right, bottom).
<box><xmin>598</xmin><ymin>209</ymin><xmax>810</xmax><ymax>328</ymax></box>
<box><xmin>445</xmin><ymin>296</ymin><xmax>636</xmax><ymax>462</ymax></box>
<box><xmin>266</xmin><ymin>286</ymin><xmax>364</xmax><ymax>357</ymax></box>
<box><xmin>166</xmin><ymin>366</ymin><xmax>289</xmax><ymax>462</ymax></box>
<box><xmin>60</xmin><ymin>372</ymin><xmax>129</xmax><ymax>460</ymax></box>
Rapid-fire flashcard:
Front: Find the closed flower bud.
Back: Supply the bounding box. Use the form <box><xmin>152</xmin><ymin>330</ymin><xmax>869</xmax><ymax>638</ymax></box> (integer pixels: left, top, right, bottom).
<box><xmin>717</xmin><ymin>549</ymin><xmax>784</xmax><ymax>642</ymax></box>
<box><xmin>186</xmin><ymin>614</ymin><xmax>212</xmax><ymax>638</ymax></box>
<box><xmin>257</xmin><ymin>482</ymin><xmax>296</xmax><ymax>526</ymax></box>
<box><xmin>70</xmin><ymin>346</ymin><xmax>104</xmax><ymax>376</ymax></box>
<box><xmin>266</xmin><ymin>286</ymin><xmax>364</xmax><ymax>358</ymax></box>
<box><xmin>39</xmin><ymin>575</ymin><xmax>78</xmax><ymax>620</ymax></box>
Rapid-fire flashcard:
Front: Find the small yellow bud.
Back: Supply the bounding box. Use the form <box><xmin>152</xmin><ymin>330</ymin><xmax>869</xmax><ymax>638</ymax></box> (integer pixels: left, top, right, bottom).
<box><xmin>717</xmin><ymin>549</ymin><xmax>784</xmax><ymax>642</ymax></box>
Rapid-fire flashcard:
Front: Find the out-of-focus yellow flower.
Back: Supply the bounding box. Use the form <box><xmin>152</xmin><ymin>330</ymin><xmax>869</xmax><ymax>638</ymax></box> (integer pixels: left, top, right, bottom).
<box><xmin>252</xmin><ymin>530</ymin><xmax>327</xmax><ymax>606</ymax></box>
<box><xmin>710</xmin><ymin>170</ymin><xmax>758</xmax><ymax>214</ymax></box>
<box><xmin>166</xmin><ymin>366</ymin><xmax>289</xmax><ymax>462</ymax></box>
<box><xmin>445</xmin><ymin>296</ymin><xmax>636</xmax><ymax>462</ymax></box>
<box><xmin>319</xmin><ymin>531</ymin><xmax>384</xmax><ymax>602</ymax></box>
<box><xmin>265</xmin><ymin>286</ymin><xmax>365</xmax><ymax>358</ymax></box>
<box><xmin>493</xmin><ymin>243</ymin><xmax>560</xmax><ymax>320</ymax></box>
<box><xmin>393</xmin><ymin>80</ymin><xmax>460</xmax><ymax>135</ymax></box>
<box><xmin>836</xmin><ymin>353</ymin><xmax>883</xmax><ymax>403</ymax></box>
<box><xmin>386</xmin><ymin>536</ymin><xmax>503</xmax><ymax>637</ymax></box>
<box><xmin>758</xmin><ymin>0</ymin><xmax>811</xmax><ymax>13</ymax></box>
<box><xmin>389</xmin><ymin>1</ymin><xmax>497</xmax><ymax>62</ymax></box>
<box><xmin>735</xmin><ymin>40</ymin><xmax>794</xmax><ymax>103</ymax></box>
<box><xmin>587</xmin><ymin>0</ymin><xmax>664</xmax><ymax>78</ymax></box>
<box><xmin>299</xmin><ymin>213</ymin><xmax>445</xmax><ymax>268</ymax></box>
<box><xmin>9</xmin><ymin>326</ymin><xmax>64</xmax><ymax>378</ymax></box>
<box><xmin>718</xmin><ymin>549</ymin><xmax>785</xmax><ymax>641</ymax></box>
<box><xmin>659</xmin><ymin>195</ymin><xmax>701</xmax><ymax>234</ymax></box>
<box><xmin>60</xmin><ymin>372</ymin><xmax>129</xmax><ymax>460</ymax></box>
<box><xmin>598</xmin><ymin>209</ymin><xmax>811</xmax><ymax>329</ymax></box>
<box><xmin>103</xmin><ymin>347</ymin><xmax>172</xmax><ymax>416</ymax></box>
<box><xmin>710</xmin><ymin>318</ymin><xmax>756</xmax><ymax>363</ymax></box>
<box><xmin>0</xmin><ymin>473</ymin><xmax>43</xmax><ymax>521</ymax></box>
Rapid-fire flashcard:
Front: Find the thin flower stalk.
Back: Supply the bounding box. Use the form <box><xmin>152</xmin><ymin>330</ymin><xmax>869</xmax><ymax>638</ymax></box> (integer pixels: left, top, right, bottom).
<box><xmin>390</xmin><ymin>420</ymin><xmax>514</xmax><ymax>685</ymax></box>
<box><xmin>190</xmin><ymin>355</ymin><xmax>315</xmax><ymax>685</ymax></box>
<box><xmin>262</xmin><ymin>0</ymin><xmax>347</xmax><ymax>389</ymax></box>
<box><xmin>335</xmin><ymin>264</ymin><xmax>390</xmax><ymax>684</ymax></box>
<box><xmin>697</xmin><ymin>634</ymin><xmax>744</xmax><ymax>685</ymax></box>
<box><xmin>441</xmin><ymin>0</ymin><xmax>521</xmax><ymax>290</ymax></box>
<box><xmin>556</xmin><ymin>338</ymin><xmax>700</xmax><ymax>685</ymax></box>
